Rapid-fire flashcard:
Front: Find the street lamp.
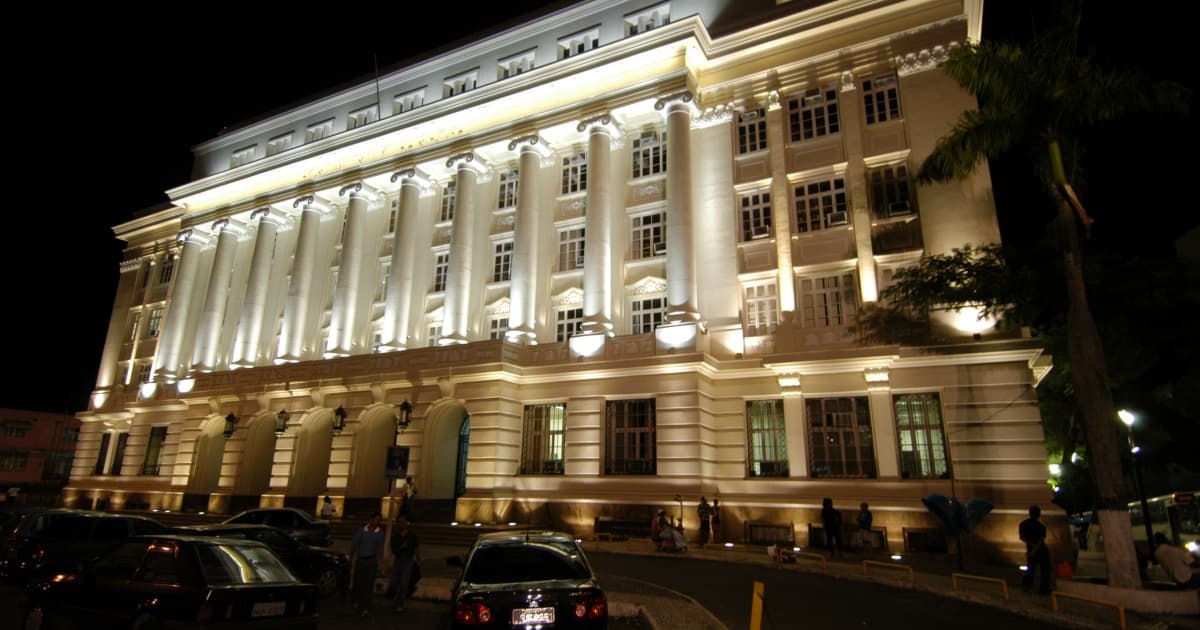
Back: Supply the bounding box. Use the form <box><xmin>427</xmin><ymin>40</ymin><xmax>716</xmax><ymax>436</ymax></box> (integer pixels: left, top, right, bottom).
<box><xmin>223</xmin><ymin>413</ymin><xmax>239</xmax><ymax>438</ymax></box>
<box><xmin>395</xmin><ymin>400</ymin><xmax>413</xmax><ymax>434</ymax></box>
<box><xmin>1118</xmin><ymin>409</ymin><xmax>1154</xmax><ymax>550</ymax></box>
<box><xmin>333</xmin><ymin>405</ymin><xmax>348</xmax><ymax>434</ymax></box>
<box><xmin>275</xmin><ymin>409</ymin><xmax>289</xmax><ymax>434</ymax></box>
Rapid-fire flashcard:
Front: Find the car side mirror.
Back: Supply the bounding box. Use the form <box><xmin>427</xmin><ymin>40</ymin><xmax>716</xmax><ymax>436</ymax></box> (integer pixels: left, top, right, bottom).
<box><xmin>446</xmin><ymin>555</ymin><xmax>464</xmax><ymax>568</ymax></box>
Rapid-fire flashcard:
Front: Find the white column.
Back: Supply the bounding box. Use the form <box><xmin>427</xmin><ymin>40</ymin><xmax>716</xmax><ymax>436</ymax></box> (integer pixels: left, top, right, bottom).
<box><xmin>328</xmin><ymin>182</ymin><xmax>381</xmax><ymax>356</ymax></box>
<box><xmin>383</xmin><ymin>170</ymin><xmax>431</xmax><ymax>350</ymax></box>
<box><xmin>506</xmin><ymin>135</ymin><xmax>553</xmax><ymax>345</ymax></box>
<box><xmin>193</xmin><ymin>218</ymin><xmax>244</xmax><ymax>372</ymax></box>
<box><xmin>691</xmin><ymin>104</ymin><xmax>741</xmax><ymax>326</ymax></box>
<box><xmin>153</xmin><ymin>228</ymin><xmax>209</xmax><ymax>380</ymax></box>
<box><xmin>232</xmin><ymin>208</ymin><xmax>285</xmax><ymax>367</ymax></box>
<box><xmin>838</xmin><ymin>71</ymin><xmax>879</xmax><ymax>303</ymax></box>
<box><xmin>765</xmin><ymin>90</ymin><xmax>798</xmax><ymax>314</ymax></box>
<box><xmin>580</xmin><ymin>115</ymin><xmax>617</xmax><ymax>334</ymax></box>
<box><xmin>441</xmin><ymin>153</ymin><xmax>489</xmax><ymax>345</ymax></box>
<box><xmin>865</xmin><ymin>369</ymin><xmax>899</xmax><ymax>478</ymax></box>
<box><xmin>783</xmin><ymin>392</ymin><xmax>809</xmax><ymax>478</ymax></box>
<box><xmin>659</xmin><ymin>92</ymin><xmax>699</xmax><ymax>323</ymax></box>
<box><xmin>278</xmin><ymin>195</ymin><xmax>333</xmax><ymax>362</ymax></box>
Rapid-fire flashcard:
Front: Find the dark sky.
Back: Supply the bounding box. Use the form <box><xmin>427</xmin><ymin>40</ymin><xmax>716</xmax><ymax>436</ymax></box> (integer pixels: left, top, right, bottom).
<box><xmin>0</xmin><ymin>2</ymin><xmax>1194</xmax><ymax>414</ymax></box>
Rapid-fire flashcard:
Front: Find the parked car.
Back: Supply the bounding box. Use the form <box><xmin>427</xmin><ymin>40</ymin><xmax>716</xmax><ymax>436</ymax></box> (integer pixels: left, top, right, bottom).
<box><xmin>449</xmin><ymin>530</ymin><xmax>607</xmax><ymax>629</ymax></box>
<box><xmin>22</xmin><ymin>534</ymin><xmax>318</xmax><ymax>630</ymax></box>
<box><xmin>5</xmin><ymin>512</ymin><xmax>169</xmax><ymax>582</ymax></box>
<box><xmin>173</xmin><ymin>523</ymin><xmax>348</xmax><ymax>596</ymax></box>
<box><xmin>1</xmin><ymin>508</ymin><xmax>84</xmax><ymax>581</ymax></box>
<box><xmin>222</xmin><ymin>508</ymin><xmax>331</xmax><ymax>547</ymax></box>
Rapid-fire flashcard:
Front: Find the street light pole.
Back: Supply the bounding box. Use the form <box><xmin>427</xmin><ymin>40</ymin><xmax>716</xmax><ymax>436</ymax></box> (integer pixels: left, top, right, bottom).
<box><xmin>1118</xmin><ymin>410</ymin><xmax>1155</xmax><ymax>552</ymax></box>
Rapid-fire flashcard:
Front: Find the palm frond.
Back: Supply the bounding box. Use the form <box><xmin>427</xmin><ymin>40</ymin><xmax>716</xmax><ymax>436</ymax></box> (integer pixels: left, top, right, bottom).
<box><xmin>916</xmin><ymin>108</ymin><xmax>1024</xmax><ymax>184</ymax></box>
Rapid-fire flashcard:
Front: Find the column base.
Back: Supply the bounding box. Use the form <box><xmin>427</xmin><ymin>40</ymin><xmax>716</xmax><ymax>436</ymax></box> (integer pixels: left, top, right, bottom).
<box><xmin>579</xmin><ymin>317</ymin><xmax>615</xmax><ymax>336</ymax></box>
<box><xmin>505</xmin><ymin>328</ymin><xmax>538</xmax><ymax>345</ymax></box>
<box><xmin>568</xmin><ymin>330</ymin><xmax>607</xmax><ymax>358</ymax></box>
<box><xmin>666</xmin><ymin>305</ymin><xmax>701</xmax><ymax>325</ymax></box>
<box><xmin>438</xmin><ymin>335</ymin><xmax>469</xmax><ymax>346</ymax></box>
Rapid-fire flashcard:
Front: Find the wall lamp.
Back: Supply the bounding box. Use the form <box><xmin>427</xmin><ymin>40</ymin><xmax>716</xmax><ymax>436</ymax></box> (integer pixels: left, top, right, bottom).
<box><xmin>396</xmin><ymin>400</ymin><xmax>414</xmax><ymax>433</ymax></box>
<box><xmin>275</xmin><ymin>409</ymin><xmax>289</xmax><ymax>434</ymax></box>
<box><xmin>333</xmin><ymin>405</ymin><xmax>348</xmax><ymax>433</ymax></box>
<box><xmin>223</xmin><ymin>413</ymin><xmax>239</xmax><ymax>438</ymax></box>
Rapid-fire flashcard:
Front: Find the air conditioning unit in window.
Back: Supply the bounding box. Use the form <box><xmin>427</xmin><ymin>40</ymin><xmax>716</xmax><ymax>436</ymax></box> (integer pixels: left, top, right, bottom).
<box><xmin>751</xmin><ymin>225</ymin><xmax>771</xmax><ymax>239</ymax></box>
<box><xmin>826</xmin><ymin>210</ymin><xmax>849</xmax><ymax>226</ymax></box>
<box><xmin>887</xmin><ymin>201</ymin><xmax>912</xmax><ymax>217</ymax></box>
<box><xmin>576</xmin><ymin>256</ymin><xmax>586</xmax><ymax>267</ymax></box>
<box><xmin>653</xmin><ymin>241</ymin><xmax>667</xmax><ymax>255</ymax></box>
<box><xmin>756</xmin><ymin>461</ymin><xmax>788</xmax><ymax>476</ymax></box>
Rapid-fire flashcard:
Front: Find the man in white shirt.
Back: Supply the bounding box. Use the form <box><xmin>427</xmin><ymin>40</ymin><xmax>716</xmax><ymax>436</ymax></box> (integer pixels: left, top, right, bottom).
<box><xmin>1153</xmin><ymin>533</ymin><xmax>1199</xmax><ymax>588</ymax></box>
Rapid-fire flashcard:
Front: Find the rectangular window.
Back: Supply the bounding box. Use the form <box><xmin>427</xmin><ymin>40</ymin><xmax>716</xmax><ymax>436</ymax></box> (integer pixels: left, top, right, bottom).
<box><xmin>788</xmin><ymin>87</ymin><xmax>840</xmax><ymax>141</ymax></box>
<box><xmin>43</xmin><ymin>451</ymin><xmax>73</xmax><ymax>480</ymax></box>
<box><xmin>862</xmin><ymin>74</ymin><xmax>901</xmax><ymax>125</ymax></box>
<box><xmin>0</xmin><ymin>451</ymin><xmax>27</xmax><ymax>472</ymax></box>
<box><xmin>112</xmin><ymin>432</ymin><xmax>129</xmax><ymax>476</ymax></box>
<box><xmin>631</xmin><ymin>130</ymin><xmax>666</xmax><ymax>178</ymax></box>
<box><xmin>136</xmin><ymin>363</ymin><xmax>153</xmax><ymax>385</ymax></box>
<box><xmin>747</xmin><ymin>400</ymin><xmax>788</xmax><ymax>477</ymax></box>
<box><xmin>631</xmin><ymin>296</ymin><xmax>666</xmax><ymax>334</ymax></box>
<box><xmin>807</xmin><ymin>396</ymin><xmax>875</xmax><ymax>478</ymax></box>
<box><xmin>605</xmin><ymin>399</ymin><xmax>656</xmax><ymax>475</ymax></box>
<box><xmin>744</xmin><ymin>283</ymin><xmax>778</xmax><ymax>337</ymax></box>
<box><xmin>520</xmin><ymin>403</ymin><xmax>566</xmax><ymax>475</ymax></box>
<box><xmin>624</xmin><ymin>3</ymin><xmax>669</xmax><ymax>35</ymax></box>
<box><xmin>868</xmin><ymin>163</ymin><xmax>915</xmax><ymax>218</ymax></box>
<box><xmin>558</xmin><ymin>228</ymin><xmax>585</xmax><ymax>271</ymax></box>
<box><xmin>140</xmin><ymin>261</ymin><xmax>152</xmax><ymax>289</ymax></box>
<box><xmin>159</xmin><ymin>254</ymin><xmax>175</xmax><ymax>285</ymax></box>
<box><xmin>64</xmin><ymin>427</ymin><xmax>80</xmax><ymax>442</ymax></box>
<box><xmin>347</xmin><ymin>104</ymin><xmax>379</xmax><ymax>130</ymax></box>
<box><xmin>3</xmin><ymin>421</ymin><xmax>31</xmax><ymax>438</ymax></box>
<box><xmin>739</xmin><ymin>191</ymin><xmax>772</xmax><ymax>241</ymax></box>
<box><xmin>94</xmin><ymin>432</ymin><xmax>111</xmax><ymax>475</ymax></box>
<box><xmin>145</xmin><ymin>308</ymin><xmax>163</xmax><ymax>339</ymax></box>
<box><xmin>305</xmin><ymin>119</ymin><xmax>334</xmax><ymax>143</ymax></box>
<box><xmin>443</xmin><ymin>69</ymin><xmax>479</xmax><ymax>97</ymax></box>
<box><xmin>737</xmin><ymin>108</ymin><xmax>767</xmax><ymax>154</ymax></box>
<box><xmin>377</xmin><ymin>263</ymin><xmax>389</xmax><ymax>302</ymax></box>
<box><xmin>266</xmin><ymin>132</ymin><xmax>293</xmax><ymax>156</ymax></box>
<box><xmin>558</xmin><ymin>27</ymin><xmax>600</xmax><ymax>59</ymax></box>
<box><xmin>894</xmin><ymin>393</ymin><xmax>950</xmax><ymax>479</ymax></box>
<box><xmin>630</xmin><ymin>212</ymin><xmax>665</xmax><ymax>259</ymax></box>
<box><xmin>229</xmin><ymin>145</ymin><xmax>256</xmax><ymax>168</ymax></box>
<box><xmin>126</xmin><ymin>312</ymin><xmax>140</xmax><ymax>342</ymax></box>
<box><xmin>393</xmin><ymin>87</ymin><xmax>426</xmax><ymax>114</ymax></box>
<box><xmin>497</xmin><ymin>169</ymin><xmax>519</xmax><ymax>208</ymax></box>
<box><xmin>794</xmin><ymin>176</ymin><xmax>849</xmax><ymax>233</ymax></box>
<box><xmin>388</xmin><ymin>205</ymin><xmax>398</xmax><ymax>233</ymax></box>
<box><xmin>498</xmin><ymin>49</ymin><xmax>536</xmax><ymax>79</ymax></box>
<box><xmin>141</xmin><ymin>426</ymin><xmax>167</xmax><ymax>476</ymax></box>
<box><xmin>440</xmin><ymin>181</ymin><xmax>457</xmax><ymax>222</ymax></box>
<box><xmin>556</xmin><ymin>307</ymin><xmax>583</xmax><ymax>342</ymax></box>
<box><xmin>561</xmin><ymin>152</ymin><xmax>588</xmax><ymax>194</ymax></box>
<box><xmin>799</xmin><ymin>273</ymin><xmax>858</xmax><ymax>328</ymax></box>
<box><xmin>489</xmin><ymin>317</ymin><xmax>509</xmax><ymax>341</ymax></box>
<box><xmin>492</xmin><ymin>241</ymin><xmax>513</xmax><ymax>282</ymax></box>
<box><xmin>427</xmin><ymin>323</ymin><xmax>441</xmax><ymax>347</ymax></box>
<box><xmin>432</xmin><ymin>253</ymin><xmax>449</xmax><ymax>292</ymax></box>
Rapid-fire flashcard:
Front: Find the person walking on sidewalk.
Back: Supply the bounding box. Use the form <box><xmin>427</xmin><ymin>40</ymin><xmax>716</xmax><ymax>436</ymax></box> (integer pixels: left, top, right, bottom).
<box><xmin>350</xmin><ymin>512</ymin><xmax>385</xmax><ymax>616</ymax></box>
<box><xmin>697</xmin><ymin>497</ymin><xmax>713</xmax><ymax>545</ymax></box>
<box><xmin>387</xmin><ymin>516</ymin><xmax>420</xmax><ymax>611</ymax></box>
<box><xmin>856</xmin><ymin>502</ymin><xmax>874</xmax><ymax>554</ymax></box>
<box><xmin>820</xmin><ymin>498</ymin><xmax>843</xmax><ymax>556</ymax></box>
<box><xmin>711</xmin><ymin>498</ymin><xmax>722</xmax><ymax>544</ymax></box>
<box><xmin>1019</xmin><ymin>505</ymin><xmax>1052</xmax><ymax>595</ymax></box>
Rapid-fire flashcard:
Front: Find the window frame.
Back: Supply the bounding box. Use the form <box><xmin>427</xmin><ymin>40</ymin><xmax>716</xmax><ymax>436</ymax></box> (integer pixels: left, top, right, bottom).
<box><xmin>862</xmin><ymin>73</ymin><xmax>902</xmax><ymax>125</ymax></box>
<box><xmin>893</xmin><ymin>392</ymin><xmax>951</xmax><ymax>479</ymax></box>
<box><xmin>737</xmin><ymin>108</ymin><xmax>767</xmax><ymax>154</ymax></box>
<box><xmin>141</xmin><ymin>426</ymin><xmax>167</xmax><ymax>476</ymax></box>
<box><xmin>794</xmin><ymin>176</ymin><xmax>849</xmax><ymax>233</ymax></box>
<box><xmin>604</xmin><ymin>399</ymin><xmax>656</xmax><ymax>475</ymax></box>
<box><xmin>746</xmin><ymin>400</ymin><xmax>789</xmax><ymax>477</ymax></box>
<box><xmin>557</xmin><ymin>227</ymin><xmax>585</xmax><ymax>272</ymax></box>
<box><xmin>631</xmin><ymin>130</ymin><xmax>666</xmax><ymax>179</ymax></box>
<box><xmin>798</xmin><ymin>273</ymin><xmax>859</xmax><ymax>328</ymax></box>
<box><xmin>806</xmin><ymin>396</ymin><xmax>876</xmax><ymax>478</ymax></box>
<box><xmin>739</xmin><ymin>190</ymin><xmax>772</xmax><ymax>241</ymax></box>
<box><xmin>787</xmin><ymin>86</ymin><xmax>841</xmax><ymax>142</ymax></box>
<box><xmin>520</xmin><ymin>403</ymin><xmax>567</xmax><ymax>475</ymax></box>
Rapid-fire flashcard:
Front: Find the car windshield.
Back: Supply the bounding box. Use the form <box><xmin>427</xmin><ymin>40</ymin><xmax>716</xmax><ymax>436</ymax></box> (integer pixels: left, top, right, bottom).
<box><xmin>195</xmin><ymin>542</ymin><xmax>299</xmax><ymax>585</ymax></box>
<box><xmin>464</xmin><ymin>540</ymin><xmax>592</xmax><ymax>584</ymax></box>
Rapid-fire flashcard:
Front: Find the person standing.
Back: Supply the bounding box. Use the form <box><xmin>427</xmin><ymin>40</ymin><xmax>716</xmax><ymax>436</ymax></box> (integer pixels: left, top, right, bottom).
<box><xmin>820</xmin><ymin>498</ymin><xmax>843</xmax><ymax>556</ymax></box>
<box><xmin>399</xmin><ymin>476</ymin><xmax>416</xmax><ymax>519</ymax></box>
<box><xmin>387</xmin><ymin>516</ymin><xmax>420</xmax><ymax>611</ymax></box>
<box><xmin>1153</xmin><ymin>532</ymin><xmax>1200</xmax><ymax>588</ymax></box>
<box><xmin>696</xmin><ymin>497</ymin><xmax>713</xmax><ymax>546</ymax></box>
<box><xmin>350</xmin><ymin>512</ymin><xmax>385</xmax><ymax>616</ymax></box>
<box><xmin>320</xmin><ymin>496</ymin><xmax>335</xmax><ymax>520</ymax></box>
<box><xmin>1019</xmin><ymin>505</ymin><xmax>1052</xmax><ymax>595</ymax></box>
<box><xmin>711</xmin><ymin>498</ymin><xmax>722</xmax><ymax>544</ymax></box>
<box><xmin>856</xmin><ymin>502</ymin><xmax>874</xmax><ymax>554</ymax></box>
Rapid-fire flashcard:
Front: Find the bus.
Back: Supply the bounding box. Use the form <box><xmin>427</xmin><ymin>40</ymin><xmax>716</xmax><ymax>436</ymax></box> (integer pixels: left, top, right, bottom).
<box><xmin>1129</xmin><ymin>491</ymin><xmax>1199</xmax><ymax>555</ymax></box>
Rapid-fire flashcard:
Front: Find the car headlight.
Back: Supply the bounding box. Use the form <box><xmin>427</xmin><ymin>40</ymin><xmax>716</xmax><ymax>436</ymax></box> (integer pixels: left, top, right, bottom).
<box><xmin>1186</xmin><ymin>540</ymin><xmax>1199</xmax><ymax>554</ymax></box>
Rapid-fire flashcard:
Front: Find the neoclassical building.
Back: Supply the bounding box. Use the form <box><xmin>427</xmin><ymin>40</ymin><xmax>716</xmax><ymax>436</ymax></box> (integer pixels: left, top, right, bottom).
<box><xmin>67</xmin><ymin>0</ymin><xmax>1059</xmax><ymax>560</ymax></box>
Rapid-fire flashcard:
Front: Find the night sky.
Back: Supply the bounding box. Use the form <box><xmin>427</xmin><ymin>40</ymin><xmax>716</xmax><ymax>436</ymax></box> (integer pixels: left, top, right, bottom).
<box><xmin>1</xmin><ymin>2</ymin><xmax>1194</xmax><ymax>414</ymax></box>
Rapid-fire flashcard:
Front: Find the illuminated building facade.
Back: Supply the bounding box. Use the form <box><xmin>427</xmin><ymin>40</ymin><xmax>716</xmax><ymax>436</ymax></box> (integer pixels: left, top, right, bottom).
<box><xmin>67</xmin><ymin>0</ymin><xmax>1060</xmax><ymax>560</ymax></box>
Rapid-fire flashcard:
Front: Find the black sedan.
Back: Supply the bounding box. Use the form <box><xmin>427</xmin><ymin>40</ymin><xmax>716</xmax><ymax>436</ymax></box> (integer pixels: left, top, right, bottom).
<box><xmin>449</xmin><ymin>530</ymin><xmax>607</xmax><ymax>629</ymax></box>
<box><xmin>23</xmin><ymin>534</ymin><xmax>318</xmax><ymax>629</ymax></box>
<box><xmin>173</xmin><ymin>524</ymin><xmax>348</xmax><ymax>596</ymax></box>
<box><xmin>222</xmin><ymin>508</ymin><xmax>331</xmax><ymax>547</ymax></box>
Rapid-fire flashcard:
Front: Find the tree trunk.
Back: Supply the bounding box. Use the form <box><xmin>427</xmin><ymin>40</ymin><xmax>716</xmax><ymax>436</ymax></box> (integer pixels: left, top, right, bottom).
<box><xmin>1053</xmin><ymin>188</ymin><xmax>1141</xmax><ymax>589</ymax></box>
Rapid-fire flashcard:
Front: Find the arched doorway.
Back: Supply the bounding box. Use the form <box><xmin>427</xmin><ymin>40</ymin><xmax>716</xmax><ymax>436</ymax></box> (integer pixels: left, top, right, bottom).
<box><xmin>344</xmin><ymin>405</ymin><xmax>398</xmax><ymax>516</ymax></box>
<box><xmin>422</xmin><ymin>402</ymin><xmax>470</xmax><ymax>500</ymax></box>
<box><xmin>183</xmin><ymin>416</ymin><xmax>227</xmax><ymax>511</ymax></box>
<box><xmin>231</xmin><ymin>412</ymin><xmax>278</xmax><ymax>512</ymax></box>
<box><xmin>455</xmin><ymin>415</ymin><xmax>470</xmax><ymax>498</ymax></box>
<box><xmin>286</xmin><ymin>409</ymin><xmax>334</xmax><ymax>509</ymax></box>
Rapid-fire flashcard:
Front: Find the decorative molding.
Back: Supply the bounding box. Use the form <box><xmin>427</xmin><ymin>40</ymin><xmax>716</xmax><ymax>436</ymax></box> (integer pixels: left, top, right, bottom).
<box><xmin>654</xmin><ymin>90</ymin><xmax>693</xmax><ymax>111</ymax></box>
<box><xmin>390</xmin><ymin>167</ymin><xmax>435</xmax><ymax>196</ymax></box>
<box><xmin>839</xmin><ymin>71</ymin><xmax>856</xmax><ymax>92</ymax></box>
<box><xmin>554</xmin><ymin>287</ymin><xmax>584</xmax><ymax>306</ymax></box>
<box><xmin>176</xmin><ymin>228</ymin><xmax>209</xmax><ymax>247</ymax></box>
<box><xmin>338</xmin><ymin>181</ymin><xmax>383</xmax><ymax>205</ymax></box>
<box><xmin>446</xmin><ymin>152</ymin><xmax>492</xmax><ymax>182</ymax></box>
<box><xmin>894</xmin><ymin>43</ymin><xmax>959</xmax><ymax>77</ymax></box>
<box><xmin>249</xmin><ymin>207</ymin><xmax>270</xmax><ymax>221</ymax></box>
<box><xmin>293</xmin><ymin>194</ymin><xmax>335</xmax><ymax>214</ymax></box>
<box><xmin>119</xmin><ymin>258</ymin><xmax>144</xmax><ymax>273</ymax></box>
<box><xmin>485</xmin><ymin>297</ymin><xmax>511</xmax><ymax>316</ymax></box>
<box><xmin>509</xmin><ymin>134</ymin><xmax>555</xmax><ymax>166</ymax></box>
<box><xmin>575</xmin><ymin>114</ymin><xmax>612</xmax><ymax>133</ymax></box>
<box><xmin>694</xmin><ymin>102</ymin><xmax>735</xmax><ymax>128</ymax></box>
<box><xmin>628</xmin><ymin>276</ymin><xmax>667</xmax><ymax>295</ymax></box>
<box><xmin>767</xmin><ymin>89</ymin><xmax>782</xmax><ymax>111</ymax></box>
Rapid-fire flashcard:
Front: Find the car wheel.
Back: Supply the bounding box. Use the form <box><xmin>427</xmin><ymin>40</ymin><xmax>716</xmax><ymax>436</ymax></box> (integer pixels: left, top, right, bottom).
<box><xmin>23</xmin><ymin>606</ymin><xmax>46</xmax><ymax>630</ymax></box>
<box><xmin>316</xmin><ymin>567</ymin><xmax>340</xmax><ymax>596</ymax></box>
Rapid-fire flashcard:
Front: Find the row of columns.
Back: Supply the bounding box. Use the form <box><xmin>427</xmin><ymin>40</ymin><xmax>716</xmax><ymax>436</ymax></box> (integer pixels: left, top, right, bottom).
<box><xmin>152</xmin><ymin>93</ymin><xmax>712</xmax><ymax>381</ymax></box>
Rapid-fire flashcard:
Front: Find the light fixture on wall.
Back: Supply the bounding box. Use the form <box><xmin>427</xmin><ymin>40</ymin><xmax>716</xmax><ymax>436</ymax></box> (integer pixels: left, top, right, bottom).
<box><xmin>333</xmin><ymin>405</ymin><xmax>348</xmax><ymax>434</ymax></box>
<box><xmin>223</xmin><ymin>413</ymin><xmax>239</xmax><ymax>438</ymax></box>
<box><xmin>396</xmin><ymin>400</ymin><xmax>414</xmax><ymax>433</ymax></box>
<box><xmin>275</xmin><ymin>410</ymin><xmax>290</xmax><ymax>434</ymax></box>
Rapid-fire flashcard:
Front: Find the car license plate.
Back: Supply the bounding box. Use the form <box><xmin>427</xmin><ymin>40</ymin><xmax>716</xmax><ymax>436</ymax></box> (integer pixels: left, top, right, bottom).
<box><xmin>512</xmin><ymin>606</ymin><xmax>555</xmax><ymax>624</ymax></box>
<box><xmin>251</xmin><ymin>601</ymin><xmax>286</xmax><ymax>617</ymax></box>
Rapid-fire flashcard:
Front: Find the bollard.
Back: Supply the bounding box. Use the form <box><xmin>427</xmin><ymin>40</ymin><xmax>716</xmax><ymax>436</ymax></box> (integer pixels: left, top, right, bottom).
<box><xmin>950</xmin><ymin>572</ymin><xmax>1009</xmax><ymax>600</ymax></box>
<box><xmin>750</xmin><ymin>580</ymin><xmax>764</xmax><ymax>630</ymax></box>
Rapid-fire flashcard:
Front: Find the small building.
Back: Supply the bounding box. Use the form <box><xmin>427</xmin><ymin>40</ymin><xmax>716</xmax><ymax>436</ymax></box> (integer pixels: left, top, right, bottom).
<box><xmin>0</xmin><ymin>408</ymin><xmax>80</xmax><ymax>506</ymax></box>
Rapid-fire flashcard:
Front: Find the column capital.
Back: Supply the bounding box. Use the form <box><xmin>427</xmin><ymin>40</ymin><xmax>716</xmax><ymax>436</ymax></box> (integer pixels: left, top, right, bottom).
<box><xmin>293</xmin><ymin>194</ymin><xmax>335</xmax><ymax>214</ymax></box>
<box><xmin>176</xmin><ymin>228</ymin><xmax>210</xmax><ymax>247</ymax></box>
<box><xmin>864</xmin><ymin>367</ymin><xmax>891</xmax><ymax>392</ymax></box>
<box><xmin>446</xmin><ymin>152</ymin><xmax>491</xmax><ymax>182</ymax></box>
<box><xmin>694</xmin><ymin>102</ymin><xmax>735</xmax><ymax>128</ymax></box>
<box><xmin>508</xmin><ymin>134</ymin><xmax>556</xmax><ymax>166</ymax></box>
<box><xmin>338</xmin><ymin>181</ymin><xmax>383</xmax><ymax>205</ymax></box>
<box><xmin>577</xmin><ymin>114</ymin><xmax>624</xmax><ymax>148</ymax></box>
<box><xmin>839</xmin><ymin>70</ymin><xmax>857</xmax><ymax>92</ymax></box>
<box><xmin>654</xmin><ymin>90</ymin><xmax>695</xmax><ymax>113</ymax></box>
<box><xmin>767</xmin><ymin>89</ymin><xmax>783</xmax><ymax>111</ymax></box>
<box><xmin>390</xmin><ymin>167</ymin><xmax>436</xmax><ymax>195</ymax></box>
<box><xmin>211</xmin><ymin>217</ymin><xmax>246</xmax><ymax>237</ymax></box>
<box><xmin>249</xmin><ymin>207</ymin><xmax>290</xmax><ymax>226</ymax></box>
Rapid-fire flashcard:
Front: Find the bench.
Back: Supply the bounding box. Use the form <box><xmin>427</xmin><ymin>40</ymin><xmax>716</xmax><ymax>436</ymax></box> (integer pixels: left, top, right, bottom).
<box><xmin>594</xmin><ymin>516</ymin><xmax>651</xmax><ymax>541</ymax></box>
<box><xmin>746</xmin><ymin>522</ymin><xmax>795</xmax><ymax>546</ymax></box>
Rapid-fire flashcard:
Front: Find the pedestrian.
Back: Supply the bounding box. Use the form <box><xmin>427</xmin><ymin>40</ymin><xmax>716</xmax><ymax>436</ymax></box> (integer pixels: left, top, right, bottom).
<box><xmin>711</xmin><ymin>498</ymin><xmax>722</xmax><ymax>544</ymax></box>
<box><xmin>697</xmin><ymin>497</ymin><xmax>712</xmax><ymax>546</ymax></box>
<box><xmin>320</xmin><ymin>495</ymin><xmax>335</xmax><ymax>520</ymax></box>
<box><xmin>1019</xmin><ymin>505</ymin><xmax>1052</xmax><ymax>595</ymax></box>
<box><xmin>387</xmin><ymin>516</ymin><xmax>420</xmax><ymax>611</ymax></box>
<box><xmin>820</xmin><ymin>498</ymin><xmax>842</xmax><ymax>556</ymax></box>
<box><xmin>651</xmin><ymin>508</ymin><xmax>668</xmax><ymax>551</ymax></box>
<box><xmin>1153</xmin><ymin>532</ymin><xmax>1200</xmax><ymax>588</ymax></box>
<box><xmin>350</xmin><ymin>512</ymin><xmax>385</xmax><ymax>616</ymax></box>
<box><xmin>856</xmin><ymin>502</ymin><xmax>874</xmax><ymax>554</ymax></box>
<box><xmin>399</xmin><ymin>476</ymin><xmax>416</xmax><ymax>519</ymax></box>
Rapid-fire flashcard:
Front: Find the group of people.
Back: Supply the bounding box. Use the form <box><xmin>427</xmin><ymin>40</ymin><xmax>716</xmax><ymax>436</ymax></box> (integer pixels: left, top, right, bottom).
<box><xmin>650</xmin><ymin>497</ymin><xmax>725</xmax><ymax>551</ymax></box>
<box><xmin>818</xmin><ymin>498</ymin><xmax>876</xmax><ymax>556</ymax></box>
<box><xmin>346</xmin><ymin>477</ymin><xmax>421</xmax><ymax>617</ymax></box>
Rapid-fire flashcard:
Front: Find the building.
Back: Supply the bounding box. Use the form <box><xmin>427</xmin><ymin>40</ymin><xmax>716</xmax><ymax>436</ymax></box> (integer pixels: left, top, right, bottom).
<box><xmin>66</xmin><ymin>0</ymin><xmax>1060</xmax><ymax>561</ymax></box>
<box><xmin>1</xmin><ymin>408</ymin><xmax>80</xmax><ymax>506</ymax></box>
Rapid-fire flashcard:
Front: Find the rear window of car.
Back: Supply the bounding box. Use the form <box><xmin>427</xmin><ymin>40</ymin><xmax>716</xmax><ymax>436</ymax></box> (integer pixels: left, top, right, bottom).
<box><xmin>464</xmin><ymin>541</ymin><xmax>592</xmax><ymax>584</ymax></box>
<box><xmin>40</xmin><ymin>516</ymin><xmax>94</xmax><ymax>539</ymax></box>
<box><xmin>195</xmin><ymin>543</ymin><xmax>298</xmax><ymax>585</ymax></box>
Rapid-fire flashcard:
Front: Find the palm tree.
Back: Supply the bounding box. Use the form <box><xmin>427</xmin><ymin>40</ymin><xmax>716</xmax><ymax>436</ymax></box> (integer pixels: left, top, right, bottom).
<box><xmin>916</xmin><ymin>2</ymin><xmax>1189</xmax><ymax>589</ymax></box>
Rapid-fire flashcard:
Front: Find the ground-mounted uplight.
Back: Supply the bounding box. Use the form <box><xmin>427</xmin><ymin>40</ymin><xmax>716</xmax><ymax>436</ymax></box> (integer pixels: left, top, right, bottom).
<box><xmin>198</xmin><ymin>511</ymin><xmax>206</xmax><ymax>516</ymax></box>
<box><xmin>450</xmin><ymin>521</ymin><xmax>459</xmax><ymax>527</ymax></box>
<box><xmin>474</xmin><ymin>523</ymin><xmax>482</xmax><ymax>528</ymax></box>
<box><xmin>1048</xmin><ymin>463</ymin><xmax>1062</xmax><ymax>475</ymax></box>
<box><xmin>1019</xmin><ymin>565</ymin><xmax>1029</xmax><ymax>572</ymax></box>
<box><xmin>890</xmin><ymin>554</ymin><xmax>903</xmax><ymax>561</ymax></box>
<box><xmin>508</xmin><ymin>522</ymin><xmax>517</xmax><ymax>526</ymax></box>
<box><xmin>1186</xmin><ymin>541</ymin><xmax>1199</xmax><ymax>553</ymax></box>
<box><xmin>151</xmin><ymin>508</ymin><xmax>159</xmax><ymax>513</ymax></box>
<box><xmin>792</xmin><ymin>546</ymin><xmax>801</xmax><ymax>553</ymax></box>
<box><xmin>724</xmin><ymin>542</ymin><xmax>735</xmax><ymax>548</ymax></box>
<box><xmin>1071</xmin><ymin>452</ymin><xmax>1081</xmax><ymax>464</ymax></box>
<box><xmin>1131</xmin><ymin>445</ymin><xmax>1141</xmax><ymax>454</ymax></box>
<box><xmin>164</xmin><ymin>510</ymin><xmax>171</xmax><ymax>513</ymax></box>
